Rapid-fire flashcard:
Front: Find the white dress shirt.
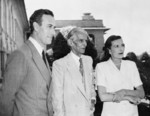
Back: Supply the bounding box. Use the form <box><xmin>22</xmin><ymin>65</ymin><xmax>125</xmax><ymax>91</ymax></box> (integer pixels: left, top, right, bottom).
<box><xmin>29</xmin><ymin>37</ymin><xmax>44</xmax><ymax>57</ymax></box>
<box><xmin>70</xmin><ymin>51</ymin><xmax>81</xmax><ymax>70</ymax></box>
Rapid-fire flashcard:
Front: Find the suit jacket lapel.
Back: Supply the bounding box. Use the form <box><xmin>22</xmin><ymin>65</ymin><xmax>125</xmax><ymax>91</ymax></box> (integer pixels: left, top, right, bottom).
<box><xmin>26</xmin><ymin>41</ymin><xmax>51</xmax><ymax>88</ymax></box>
<box><xmin>82</xmin><ymin>56</ymin><xmax>91</xmax><ymax>98</ymax></box>
<box><xmin>66</xmin><ymin>54</ymin><xmax>88</xmax><ymax>101</ymax></box>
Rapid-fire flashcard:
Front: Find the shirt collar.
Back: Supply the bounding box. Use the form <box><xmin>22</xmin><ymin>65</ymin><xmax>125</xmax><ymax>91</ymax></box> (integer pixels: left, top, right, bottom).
<box><xmin>108</xmin><ymin>58</ymin><xmax>122</xmax><ymax>65</ymax></box>
<box><xmin>29</xmin><ymin>36</ymin><xmax>44</xmax><ymax>57</ymax></box>
<box><xmin>108</xmin><ymin>58</ymin><xmax>123</xmax><ymax>70</ymax></box>
<box><xmin>70</xmin><ymin>51</ymin><xmax>82</xmax><ymax>66</ymax></box>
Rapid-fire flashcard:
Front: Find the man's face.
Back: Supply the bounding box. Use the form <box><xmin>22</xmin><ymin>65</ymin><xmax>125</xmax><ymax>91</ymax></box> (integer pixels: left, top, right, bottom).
<box><xmin>36</xmin><ymin>14</ymin><xmax>56</xmax><ymax>47</ymax></box>
<box><xmin>71</xmin><ymin>33</ymin><xmax>87</xmax><ymax>57</ymax></box>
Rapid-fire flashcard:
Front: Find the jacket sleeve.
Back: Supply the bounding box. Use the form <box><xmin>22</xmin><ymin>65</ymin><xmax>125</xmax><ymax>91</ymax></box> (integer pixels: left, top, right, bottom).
<box><xmin>87</xmin><ymin>57</ymin><xmax>96</xmax><ymax>99</ymax></box>
<box><xmin>88</xmin><ymin>57</ymin><xmax>96</xmax><ymax>115</ymax></box>
<box><xmin>51</xmin><ymin>60</ymin><xmax>65</xmax><ymax>116</ymax></box>
<box><xmin>0</xmin><ymin>51</ymin><xmax>27</xmax><ymax>116</ymax></box>
<box><xmin>90</xmin><ymin>60</ymin><xmax>96</xmax><ymax>101</ymax></box>
<box><xmin>91</xmin><ymin>73</ymin><xmax>96</xmax><ymax>100</ymax></box>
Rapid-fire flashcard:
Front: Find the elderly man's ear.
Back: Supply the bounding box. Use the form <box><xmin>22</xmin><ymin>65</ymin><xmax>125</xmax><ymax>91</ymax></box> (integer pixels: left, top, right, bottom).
<box><xmin>67</xmin><ymin>38</ymin><xmax>73</xmax><ymax>46</ymax></box>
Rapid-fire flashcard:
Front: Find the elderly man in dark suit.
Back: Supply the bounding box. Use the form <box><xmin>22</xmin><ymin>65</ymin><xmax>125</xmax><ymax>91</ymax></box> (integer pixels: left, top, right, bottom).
<box><xmin>0</xmin><ymin>9</ymin><xmax>55</xmax><ymax>116</ymax></box>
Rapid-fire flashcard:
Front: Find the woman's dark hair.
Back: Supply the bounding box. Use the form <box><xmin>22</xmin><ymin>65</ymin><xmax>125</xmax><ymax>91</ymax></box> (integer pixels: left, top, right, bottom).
<box><xmin>29</xmin><ymin>9</ymin><xmax>54</xmax><ymax>35</ymax></box>
<box><xmin>101</xmin><ymin>35</ymin><xmax>122</xmax><ymax>62</ymax></box>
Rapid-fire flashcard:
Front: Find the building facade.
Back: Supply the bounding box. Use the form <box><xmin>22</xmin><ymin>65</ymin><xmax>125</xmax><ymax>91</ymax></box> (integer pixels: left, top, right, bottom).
<box><xmin>56</xmin><ymin>13</ymin><xmax>109</xmax><ymax>57</ymax></box>
<box><xmin>0</xmin><ymin>0</ymin><xmax>29</xmax><ymax>80</ymax></box>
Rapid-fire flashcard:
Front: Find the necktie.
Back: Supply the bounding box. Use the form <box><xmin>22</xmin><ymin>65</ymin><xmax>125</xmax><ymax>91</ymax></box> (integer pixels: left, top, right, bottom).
<box><xmin>79</xmin><ymin>58</ymin><xmax>86</xmax><ymax>91</ymax></box>
<box><xmin>79</xmin><ymin>58</ymin><xmax>84</xmax><ymax>76</ymax></box>
<box><xmin>42</xmin><ymin>50</ymin><xmax>47</xmax><ymax>67</ymax></box>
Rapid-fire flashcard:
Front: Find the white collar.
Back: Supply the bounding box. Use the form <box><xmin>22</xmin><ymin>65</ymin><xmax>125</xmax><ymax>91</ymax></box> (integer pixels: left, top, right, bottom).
<box><xmin>29</xmin><ymin>36</ymin><xmax>44</xmax><ymax>57</ymax></box>
<box><xmin>70</xmin><ymin>51</ymin><xmax>82</xmax><ymax>67</ymax></box>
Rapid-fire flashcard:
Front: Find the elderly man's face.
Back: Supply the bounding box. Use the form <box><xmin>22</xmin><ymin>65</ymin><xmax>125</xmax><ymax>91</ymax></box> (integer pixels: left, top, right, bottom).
<box><xmin>71</xmin><ymin>33</ymin><xmax>87</xmax><ymax>57</ymax></box>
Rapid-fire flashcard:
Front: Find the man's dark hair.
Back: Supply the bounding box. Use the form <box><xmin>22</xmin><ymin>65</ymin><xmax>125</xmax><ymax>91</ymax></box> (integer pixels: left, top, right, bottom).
<box><xmin>29</xmin><ymin>9</ymin><xmax>54</xmax><ymax>35</ymax></box>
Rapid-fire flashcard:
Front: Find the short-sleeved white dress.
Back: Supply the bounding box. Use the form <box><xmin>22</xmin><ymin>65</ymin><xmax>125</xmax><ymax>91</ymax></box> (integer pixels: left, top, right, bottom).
<box><xmin>95</xmin><ymin>58</ymin><xmax>142</xmax><ymax>116</ymax></box>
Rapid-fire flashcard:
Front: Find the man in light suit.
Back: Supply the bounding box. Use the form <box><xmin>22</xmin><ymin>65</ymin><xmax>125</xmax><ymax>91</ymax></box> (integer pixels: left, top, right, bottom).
<box><xmin>51</xmin><ymin>26</ymin><xmax>96</xmax><ymax>116</ymax></box>
<box><xmin>0</xmin><ymin>9</ymin><xmax>55</xmax><ymax>116</ymax></box>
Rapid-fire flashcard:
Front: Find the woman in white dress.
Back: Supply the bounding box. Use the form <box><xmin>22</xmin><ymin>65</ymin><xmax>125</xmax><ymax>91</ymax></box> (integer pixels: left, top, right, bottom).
<box><xmin>95</xmin><ymin>35</ymin><xmax>145</xmax><ymax>116</ymax></box>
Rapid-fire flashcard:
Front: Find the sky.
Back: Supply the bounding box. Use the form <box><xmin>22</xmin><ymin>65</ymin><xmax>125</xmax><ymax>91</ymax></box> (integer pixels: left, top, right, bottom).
<box><xmin>25</xmin><ymin>0</ymin><xmax>150</xmax><ymax>55</ymax></box>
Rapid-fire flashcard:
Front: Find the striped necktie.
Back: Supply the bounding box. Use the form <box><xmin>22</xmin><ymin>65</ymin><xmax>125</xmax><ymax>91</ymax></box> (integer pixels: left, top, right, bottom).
<box><xmin>79</xmin><ymin>58</ymin><xmax>84</xmax><ymax>76</ymax></box>
<box><xmin>79</xmin><ymin>58</ymin><xmax>86</xmax><ymax>91</ymax></box>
